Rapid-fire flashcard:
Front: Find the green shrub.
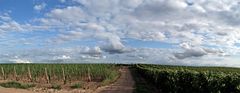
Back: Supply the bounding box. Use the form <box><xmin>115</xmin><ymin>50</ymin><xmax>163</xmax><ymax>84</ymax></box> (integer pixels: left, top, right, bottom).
<box><xmin>0</xmin><ymin>81</ymin><xmax>35</xmax><ymax>89</ymax></box>
<box><xmin>70</xmin><ymin>83</ymin><xmax>82</xmax><ymax>89</ymax></box>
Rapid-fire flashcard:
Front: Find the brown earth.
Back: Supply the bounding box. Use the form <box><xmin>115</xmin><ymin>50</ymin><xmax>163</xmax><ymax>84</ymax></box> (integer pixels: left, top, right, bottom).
<box><xmin>0</xmin><ymin>87</ymin><xmax>33</xmax><ymax>93</ymax></box>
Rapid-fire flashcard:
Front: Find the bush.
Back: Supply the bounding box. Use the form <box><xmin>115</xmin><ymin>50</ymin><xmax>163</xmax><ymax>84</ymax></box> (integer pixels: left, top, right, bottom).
<box><xmin>0</xmin><ymin>81</ymin><xmax>35</xmax><ymax>89</ymax></box>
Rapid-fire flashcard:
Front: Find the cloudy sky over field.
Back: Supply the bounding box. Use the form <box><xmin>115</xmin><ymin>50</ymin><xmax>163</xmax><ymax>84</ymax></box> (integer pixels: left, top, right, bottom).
<box><xmin>1</xmin><ymin>0</ymin><xmax>240</xmax><ymax>67</ymax></box>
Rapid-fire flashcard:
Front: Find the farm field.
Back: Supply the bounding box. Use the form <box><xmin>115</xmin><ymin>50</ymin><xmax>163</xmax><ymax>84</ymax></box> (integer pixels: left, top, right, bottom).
<box><xmin>0</xmin><ymin>64</ymin><xmax>240</xmax><ymax>93</ymax></box>
<box><xmin>0</xmin><ymin>64</ymin><xmax>120</xmax><ymax>92</ymax></box>
<box><xmin>2</xmin><ymin>0</ymin><xmax>240</xmax><ymax>93</ymax></box>
<box><xmin>134</xmin><ymin>64</ymin><xmax>240</xmax><ymax>93</ymax></box>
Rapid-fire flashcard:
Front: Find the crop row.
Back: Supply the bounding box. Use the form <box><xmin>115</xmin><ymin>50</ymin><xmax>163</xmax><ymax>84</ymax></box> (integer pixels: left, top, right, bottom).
<box><xmin>0</xmin><ymin>64</ymin><xmax>119</xmax><ymax>84</ymax></box>
<box><xmin>135</xmin><ymin>64</ymin><xmax>240</xmax><ymax>93</ymax></box>
<box><xmin>140</xmin><ymin>64</ymin><xmax>240</xmax><ymax>73</ymax></box>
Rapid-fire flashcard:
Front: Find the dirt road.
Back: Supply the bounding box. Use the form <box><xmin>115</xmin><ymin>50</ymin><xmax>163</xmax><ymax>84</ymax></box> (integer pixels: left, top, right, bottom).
<box><xmin>0</xmin><ymin>87</ymin><xmax>33</xmax><ymax>93</ymax></box>
<box><xmin>94</xmin><ymin>67</ymin><xmax>135</xmax><ymax>93</ymax></box>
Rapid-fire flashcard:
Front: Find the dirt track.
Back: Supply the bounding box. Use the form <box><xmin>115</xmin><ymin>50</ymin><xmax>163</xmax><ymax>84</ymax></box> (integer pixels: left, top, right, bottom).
<box><xmin>94</xmin><ymin>67</ymin><xmax>135</xmax><ymax>93</ymax></box>
<box><xmin>0</xmin><ymin>87</ymin><xmax>33</xmax><ymax>93</ymax></box>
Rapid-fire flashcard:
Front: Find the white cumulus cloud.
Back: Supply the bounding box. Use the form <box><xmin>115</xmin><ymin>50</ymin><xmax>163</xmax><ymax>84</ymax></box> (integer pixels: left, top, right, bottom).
<box><xmin>34</xmin><ymin>3</ymin><xmax>46</xmax><ymax>11</ymax></box>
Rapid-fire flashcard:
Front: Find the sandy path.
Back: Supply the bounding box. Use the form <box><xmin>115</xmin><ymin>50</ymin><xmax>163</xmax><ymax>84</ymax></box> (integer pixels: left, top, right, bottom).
<box><xmin>94</xmin><ymin>67</ymin><xmax>135</xmax><ymax>93</ymax></box>
<box><xmin>0</xmin><ymin>87</ymin><xmax>33</xmax><ymax>93</ymax></box>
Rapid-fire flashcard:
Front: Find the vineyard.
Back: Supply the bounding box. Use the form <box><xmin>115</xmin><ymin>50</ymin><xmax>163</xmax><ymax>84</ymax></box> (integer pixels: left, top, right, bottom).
<box><xmin>0</xmin><ymin>64</ymin><xmax>120</xmax><ymax>90</ymax></box>
<box><xmin>1</xmin><ymin>64</ymin><xmax>240</xmax><ymax>93</ymax></box>
<box><xmin>135</xmin><ymin>64</ymin><xmax>240</xmax><ymax>93</ymax></box>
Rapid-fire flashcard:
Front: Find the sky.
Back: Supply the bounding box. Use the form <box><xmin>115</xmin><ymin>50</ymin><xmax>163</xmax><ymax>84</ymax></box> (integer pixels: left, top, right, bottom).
<box><xmin>1</xmin><ymin>0</ymin><xmax>240</xmax><ymax>67</ymax></box>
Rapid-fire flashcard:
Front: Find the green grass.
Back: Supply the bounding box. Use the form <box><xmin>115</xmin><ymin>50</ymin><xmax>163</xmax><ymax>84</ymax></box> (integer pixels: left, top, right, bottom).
<box><xmin>101</xmin><ymin>69</ymin><xmax>120</xmax><ymax>86</ymax></box>
<box><xmin>0</xmin><ymin>81</ymin><xmax>35</xmax><ymax>89</ymax></box>
<box><xmin>70</xmin><ymin>82</ymin><xmax>82</xmax><ymax>89</ymax></box>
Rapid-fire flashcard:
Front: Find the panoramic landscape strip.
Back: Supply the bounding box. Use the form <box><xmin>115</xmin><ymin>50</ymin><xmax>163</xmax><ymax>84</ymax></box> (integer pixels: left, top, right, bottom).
<box><xmin>0</xmin><ymin>64</ymin><xmax>239</xmax><ymax>93</ymax></box>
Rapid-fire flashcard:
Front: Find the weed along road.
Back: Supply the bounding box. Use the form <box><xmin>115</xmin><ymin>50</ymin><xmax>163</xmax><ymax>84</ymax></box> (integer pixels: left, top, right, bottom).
<box><xmin>94</xmin><ymin>67</ymin><xmax>135</xmax><ymax>93</ymax></box>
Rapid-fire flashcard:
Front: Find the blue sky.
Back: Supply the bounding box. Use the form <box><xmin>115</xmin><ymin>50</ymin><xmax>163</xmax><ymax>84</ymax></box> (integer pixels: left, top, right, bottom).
<box><xmin>1</xmin><ymin>0</ymin><xmax>240</xmax><ymax>67</ymax></box>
